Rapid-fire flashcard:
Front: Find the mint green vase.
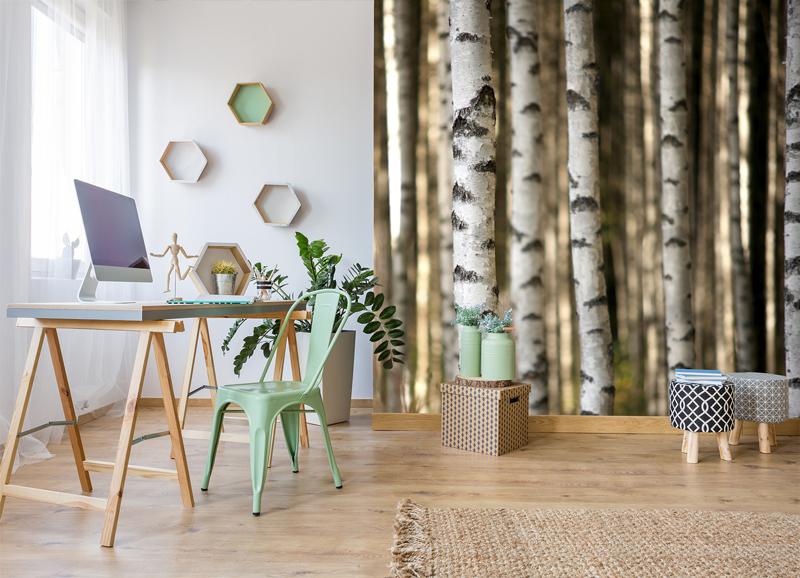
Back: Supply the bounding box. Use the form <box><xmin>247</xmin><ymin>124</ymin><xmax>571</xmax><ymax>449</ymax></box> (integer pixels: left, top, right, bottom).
<box><xmin>458</xmin><ymin>325</ymin><xmax>481</xmax><ymax>377</ymax></box>
<box><xmin>480</xmin><ymin>332</ymin><xmax>516</xmax><ymax>380</ymax></box>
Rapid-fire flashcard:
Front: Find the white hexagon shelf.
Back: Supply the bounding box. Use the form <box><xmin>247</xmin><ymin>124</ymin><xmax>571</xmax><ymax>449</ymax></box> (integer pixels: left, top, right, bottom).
<box><xmin>252</xmin><ymin>182</ymin><xmax>301</xmax><ymax>227</ymax></box>
<box><xmin>159</xmin><ymin>140</ymin><xmax>208</xmax><ymax>183</ymax></box>
<box><xmin>188</xmin><ymin>242</ymin><xmax>253</xmax><ymax>295</ymax></box>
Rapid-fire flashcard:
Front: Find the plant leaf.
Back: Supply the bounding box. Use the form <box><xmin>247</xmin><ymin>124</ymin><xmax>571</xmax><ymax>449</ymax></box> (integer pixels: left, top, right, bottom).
<box><xmin>391</xmin><ymin>339</ymin><xmax>405</xmax><ymax>346</ymax></box>
<box><xmin>375</xmin><ymin>341</ymin><xmax>389</xmax><ymax>353</ymax></box>
<box><xmin>378</xmin><ymin>350</ymin><xmax>391</xmax><ymax>361</ymax></box>
<box><xmin>371</xmin><ymin>293</ymin><xmax>385</xmax><ymax>311</ymax></box>
<box><xmin>384</xmin><ymin>319</ymin><xmax>402</xmax><ymax>330</ymax></box>
<box><xmin>357</xmin><ymin>311</ymin><xmax>375</xmax><ymax>324</ymax></box>
<box><xmin>379</xmin><ymin>305</ymin><xmax>396</xmax><ymax>320</ymax></box>
<box><xmin>369</xmin><ymin>330</ymin><xmax>386</xmax><ymax>342</ymax></box>
<box><xmin>364</xmin><ymin>321</ymin><xmax>381</xmax><ymax>333</ymax></box>
<box><xmin>383</xmin><ymin>360</ymin><xmax>393</xmax><ymax>370</ymax></box>
<box><xmin>365</xmin><ymin>292</ymin><xmax>375</xmax><ymax>307</ymax></box>
<box><xmin>388</xmin><ymin>329</ymin><xmax>405</xmax><ymax>338</ymax></box>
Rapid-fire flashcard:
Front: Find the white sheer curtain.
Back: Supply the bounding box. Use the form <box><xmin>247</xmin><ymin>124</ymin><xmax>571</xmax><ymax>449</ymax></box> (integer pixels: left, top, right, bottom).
<box><xmin>1</xmin><ymin>0</ymin><xmax>135</xmax><ymax>472</ymax></box>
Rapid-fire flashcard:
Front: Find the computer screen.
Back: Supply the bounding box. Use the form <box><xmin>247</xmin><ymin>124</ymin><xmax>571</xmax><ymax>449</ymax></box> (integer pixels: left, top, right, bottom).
<box><xmin>74</xmin><ymin>179</ymin><xmax>150</xmax><ymax>271</ymax></box>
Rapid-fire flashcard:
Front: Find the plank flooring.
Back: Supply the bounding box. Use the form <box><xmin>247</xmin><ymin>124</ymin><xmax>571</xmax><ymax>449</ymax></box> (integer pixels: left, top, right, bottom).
<box><xmin>0</xmin><ymin>407</ymin><xmax>797</xmax><ymax>578</ymax></box>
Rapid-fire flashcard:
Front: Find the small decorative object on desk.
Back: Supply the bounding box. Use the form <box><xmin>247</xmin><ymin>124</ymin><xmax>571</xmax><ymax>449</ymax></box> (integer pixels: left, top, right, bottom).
<box><xmin>452</xmin><ymin>304</ymin><xmax>485</xmax><ymax>379</ymax></box>
<box><xmin>479</xmin><ymin>309</ymin><xmax>515</xmax><ymax>381</ymax></box>
<box><xmin>149</xmin><ymin>233</ymin><xmax>198</xmax><ymax>296</ymax></box>
<box><xmin>211</xmin><ymin>259</ymin><xmax>238</xmax><ymax>295</ymax></box>
<box><xmin>252</xmin><ymin>262</ymin><xmax>277</xmax><ymax>302</ymax></box>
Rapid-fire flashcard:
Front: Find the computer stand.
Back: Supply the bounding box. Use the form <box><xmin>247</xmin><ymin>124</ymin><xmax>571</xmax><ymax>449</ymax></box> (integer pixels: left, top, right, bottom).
<box><xmin>78</xmin><ymin>265</ymin><xmax>99</xmax><ymax>302</ymax></box>
<box><xmin>77</xmin><ymin>264</ymin><xmax>134</xmax><ymax>304</ymax></box>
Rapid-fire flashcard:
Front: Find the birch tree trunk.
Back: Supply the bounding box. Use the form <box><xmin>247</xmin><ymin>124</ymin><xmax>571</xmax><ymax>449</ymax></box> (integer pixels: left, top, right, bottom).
<box><xmin>393</xmin><ymin>0</ymin><xmax>421</xmax><ymax>359</ymax></box>
<box><xmin>450</xmin><ymin>0</ymin><xmax>500</xmax><ymax>313</ymax></box>
<box><xmin>785</xmin><ymin>0</ymin><xmax>800</xmax><ymax>417</ymax></box>
<box><xmin>563</xmin><ymin>0</ymin><xmax>615</xmax><ymax>415</ymax></box>
<box><xmin>509</xmin><ymin>0</ymin><xmax>547</xmax><ymax>414</ymax></box>
<box><xmin>727</xmin><ymin>0</ymin><xmax>757</xmax><ymax>371</ymax></box>
<box><xmin>659</xmin><ymin>0</ymin><xmax>696</xmax><ymax>376</ymax></box>
<box><xmin>438</xmin><ymin>0</ymin><xmax>459</xmax><ymax>380</ymax></box>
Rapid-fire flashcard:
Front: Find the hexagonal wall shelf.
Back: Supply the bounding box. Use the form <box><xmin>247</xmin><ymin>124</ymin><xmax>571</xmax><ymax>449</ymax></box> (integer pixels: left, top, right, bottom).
<box><xmin>228</xmin><ymin>82</ymin><xmax>275</xmax><ymax>125</ymax></box>
<box><xmin>159</xmin><ymin>140</ymin><xmax>208</xmax><ymax>183</ymax></box>
<box><xmin>252</xmin><ymin>182</ymin><xmax>301</xmax><ymax>227</ymax></box>
<box><xmin>188</xmin><ymin>242</ymin><xmax>253</xmax><ymax>295</ymax></box>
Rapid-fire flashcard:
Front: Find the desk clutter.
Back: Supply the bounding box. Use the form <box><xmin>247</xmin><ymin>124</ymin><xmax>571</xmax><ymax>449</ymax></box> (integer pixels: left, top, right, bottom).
<box><xmin>669</xmin><ymin>369</ymin><xmax>790</xmax><ymax>463</ymax></box>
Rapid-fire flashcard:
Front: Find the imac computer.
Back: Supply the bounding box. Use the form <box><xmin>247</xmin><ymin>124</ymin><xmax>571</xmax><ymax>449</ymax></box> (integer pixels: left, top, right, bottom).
<box><xmin>74</xmin><ymin>179</ymin><xmax>152</xmax><ymax>302</ymax></box>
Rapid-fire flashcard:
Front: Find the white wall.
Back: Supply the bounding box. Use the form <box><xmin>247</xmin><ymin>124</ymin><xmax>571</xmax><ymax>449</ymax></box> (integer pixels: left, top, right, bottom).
<box><xmin>127</xmin><ymin>0</ymin><xmax>374</xmax><ymax>399</ymax></box>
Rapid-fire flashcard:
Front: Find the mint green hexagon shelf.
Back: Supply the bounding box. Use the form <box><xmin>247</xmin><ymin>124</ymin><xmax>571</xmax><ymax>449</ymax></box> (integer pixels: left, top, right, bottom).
<box><xmin>228</xmin><ymin>82</ymin><xmax>275</xmax><ymax>125</ymax></box>
<box><xmin>252</xmin><ymin>182</ymin><xmax>301</xmax><ymax>227</ymax></box>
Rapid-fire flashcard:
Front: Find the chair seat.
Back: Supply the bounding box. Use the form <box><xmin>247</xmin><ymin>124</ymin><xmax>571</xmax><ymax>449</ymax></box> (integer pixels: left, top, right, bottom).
<box><xmin>222</xmin><ymin>381</ymin><xmax>306</xmax><ymax>395</ymax></box>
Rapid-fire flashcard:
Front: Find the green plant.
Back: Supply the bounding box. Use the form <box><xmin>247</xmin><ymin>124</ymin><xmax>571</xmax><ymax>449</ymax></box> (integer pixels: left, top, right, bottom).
<box><xmin>451</xmin><ymin>304</ymin><xmax>485</xmax><ymax>327</ymax></box>
<box><xmin>479</xmin><ymin>309</ymin><xmax>513</xmax><ymax>333</ymax></box>
<box><xmin>221</xmin><ymin>234</ymin><xmax>405</xmax><ymax>376</ymax></box>
<box><xmin>211</xmin><ymin>260</ymin><xmax>237</xmax><ymax>275</ymax></box>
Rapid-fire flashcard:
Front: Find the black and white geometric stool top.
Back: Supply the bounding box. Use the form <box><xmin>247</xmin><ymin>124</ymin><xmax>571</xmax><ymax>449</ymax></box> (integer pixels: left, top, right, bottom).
<box><xmin>669</xmin><ymin>380</ymin><xmax>734</xmax><ymax>433</ymax></box>
<box><xmin>726</xmin><ymin>372</ymin><xmax>789</xmax><ymax>424</ymax></box>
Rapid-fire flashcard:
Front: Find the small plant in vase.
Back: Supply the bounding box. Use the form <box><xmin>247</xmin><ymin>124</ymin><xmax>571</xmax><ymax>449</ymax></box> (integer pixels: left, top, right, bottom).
<box><xmin>451</xmin><ymin>304</ymin><xmax>485</xmax><ymax>378</ymax></box>
<box><xmin>211</xmin><ymin>260</ymin><xmax>238</xmax><ymax>295</ymax></box>
<box><xmin>478</xmin><ymin>309</ymin><xmax>516</xmax><ymax>381</ymax></box>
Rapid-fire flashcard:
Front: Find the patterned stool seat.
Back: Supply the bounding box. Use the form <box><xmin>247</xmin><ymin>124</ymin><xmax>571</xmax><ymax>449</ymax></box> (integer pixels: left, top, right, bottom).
<box><xmin>726</xmin><ymin>372</ymin><xmax>789</xmax><ymax>454</ymax></box>
<box><xmin>669</xmin><ymin>379</ymin><xmax>734</xmax><ymax>463</ymax></box>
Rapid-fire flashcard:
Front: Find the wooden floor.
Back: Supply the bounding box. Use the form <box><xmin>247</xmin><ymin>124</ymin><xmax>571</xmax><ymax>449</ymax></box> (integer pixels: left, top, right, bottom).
<box><xmin>1</xmin><ymin>407</ymin><xmax>797</xmax><ymax>578</ymax></box>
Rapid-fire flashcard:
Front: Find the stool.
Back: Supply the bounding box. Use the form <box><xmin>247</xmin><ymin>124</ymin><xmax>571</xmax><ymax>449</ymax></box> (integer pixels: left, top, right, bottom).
<box><xmin>726</xmin><ymin>372</ymin><xmax>789</xmax><ymax>454</ymax></box>
<box><xmin>669</xmin><ymin>379</ymin><xmax>734</xmax><ymax>464</ymax></box>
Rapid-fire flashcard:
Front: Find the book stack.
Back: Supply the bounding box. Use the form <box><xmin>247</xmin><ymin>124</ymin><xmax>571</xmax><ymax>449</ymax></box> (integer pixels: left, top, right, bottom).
<box><xmin>674</xmin><ymin>369</ymin><xmax>726</xmax><ymax>385</ymax></box>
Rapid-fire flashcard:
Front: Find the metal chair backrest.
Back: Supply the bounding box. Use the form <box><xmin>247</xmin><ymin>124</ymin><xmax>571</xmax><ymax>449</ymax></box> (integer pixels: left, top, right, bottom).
<box><xmin>258</xmin><ymin>289</ymin><xmax>352</xmax><ymax>397</ymax></box>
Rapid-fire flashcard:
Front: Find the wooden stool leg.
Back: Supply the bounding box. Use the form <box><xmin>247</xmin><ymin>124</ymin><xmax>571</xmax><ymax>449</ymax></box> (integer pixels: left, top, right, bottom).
<box><xmin>729</xmin><ymin>419</ymin><xmax>743</xmax><ymax>445</ymax></box>
<box><xmin>681</xmin><ymin>430</ymin><xmax>689</xmax><ymax>453</ymax></box>
<box><xmin>0</xmin><ymin>328</ymin><xmax>46</xmax><ymax>518</ymax></box>
<box><xmin>686</xmin><ymin>432</ymin><xmax>699</xmax><ymax>464</ymax></box>
<box><xmin>287</xmin><ymin>323</ymin><xmax>309</xmax><ymax>448</ymax></box>
<box><xmin>45</xmin><ymin>329</ymin><xmax>92</xmax><ymax>492</ymax></box>
<box><xmin>152</xmin><ymin>333</ymin><xmax>194</xmax><ymax>508</ymax></box>
<box><xmin>100</xmin><ymin>331</ymin><xmax>152</xmax><ymax>548</ymax></box>
<box><xmin>768</xmin><ymin>423</ymin><xmax>777</xmax><ymax>446</ymax></box>
<box><xmin>757</xmin><ymin>422</ymin><xmax>771</xmax><ymax>454</ymax></box>
<box><xmin>716</xmin><ymin>432</ymin><xmax>732</xmax><ymax>461</ymax></box>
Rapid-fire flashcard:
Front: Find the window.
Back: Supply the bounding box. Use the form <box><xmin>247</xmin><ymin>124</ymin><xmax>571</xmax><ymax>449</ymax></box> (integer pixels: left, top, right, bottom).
<box><xmin>30</xmin><ymin>4</ymin><xmax>86</xmax><ymax>272</ymax></box>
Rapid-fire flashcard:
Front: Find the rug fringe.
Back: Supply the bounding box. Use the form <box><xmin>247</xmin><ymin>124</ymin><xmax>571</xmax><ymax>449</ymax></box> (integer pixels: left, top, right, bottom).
<box><xmin>390</xmin><ymin>498</ymin><xmax>433</xmax><ymax>578</ymax></box>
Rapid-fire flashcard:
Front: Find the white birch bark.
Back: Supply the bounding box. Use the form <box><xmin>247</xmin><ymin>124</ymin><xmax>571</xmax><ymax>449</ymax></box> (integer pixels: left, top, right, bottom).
<box><xmin>509</xmin><ymin>0</ymin><xmax>547</xmax><ymax>414</ymax></box>
<box><xmin>659</xmin><ymin>0</ymin><xmax>695</xmax><ymax>376</ymax></box>
<box><xmin>438</xmin><ymin>0</ymin><xmax>459</xmax><ymax>380</ymax></box>
<box><xmin>727</xmin><ymin>0</ymin><xmax>756</xmax><ymax>372</ymax></box>
<box><xmin>563</xmin><ymin>0</ymin><xmax>615</xmax><ymax>415</ymax></box>
<box><xmin>450</xmin><ymin>0</ymin><xmax>500</xmax><ymax>313</ymax></box>
<box><xmin>785</xmin><ymin>0</ymin><xmax>800</xmax><ymax>417</ymax></box>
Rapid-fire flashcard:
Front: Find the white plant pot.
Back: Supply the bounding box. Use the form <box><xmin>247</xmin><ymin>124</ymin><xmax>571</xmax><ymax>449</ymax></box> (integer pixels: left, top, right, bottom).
<box><xmin>283</xmin><ymin>329</ymin><xmax>355</xmax><ymax>425</ymax></box>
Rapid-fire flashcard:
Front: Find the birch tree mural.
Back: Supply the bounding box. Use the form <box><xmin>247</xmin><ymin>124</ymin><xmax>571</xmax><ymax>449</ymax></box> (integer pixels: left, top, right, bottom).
<box><xmin>450</xmin><ymin>0</ymin><xmax>500</xmax><ymax>313</ymax></box>
<box><xmin>658</xmin><ymin>0</ymin><xmax>695</xmax><ymax>376</ymax></box>
<box><xmin>438</xmin><ymin>0</ymin><xmax>459</xmax><ymax>380</ymax></box>
<box><xmin>563</xmin><ymin>0</ymin><xmax>614</xmax><ymax>415</ymax></box>
<box><xmin>726</xmin><ymin>0</ymin><xmax>756</xmax><ymax>372</ymax></box>
<box><xmin>508</xmin><ymin>0</ymin><xmax>547</xmax><ymax>414</ymax></box>
<box><xmin>786</xmin><ymin>0</ymin><xmax>800</xmax><ymax>417</ymax></box>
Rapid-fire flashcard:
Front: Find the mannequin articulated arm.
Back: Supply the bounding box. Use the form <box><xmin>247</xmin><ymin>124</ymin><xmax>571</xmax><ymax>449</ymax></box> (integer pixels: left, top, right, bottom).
<box><xmin>150</xmin><ymin>247</ymin><xmax>169</xmax><ymax>258</ymax></box>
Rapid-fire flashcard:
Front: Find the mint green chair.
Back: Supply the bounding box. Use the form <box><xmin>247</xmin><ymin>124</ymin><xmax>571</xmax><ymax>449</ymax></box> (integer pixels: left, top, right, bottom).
<box><xmin>201</xmin><ymin>289</ymin><xmax>352</xmax><ymax>515</ymax></box>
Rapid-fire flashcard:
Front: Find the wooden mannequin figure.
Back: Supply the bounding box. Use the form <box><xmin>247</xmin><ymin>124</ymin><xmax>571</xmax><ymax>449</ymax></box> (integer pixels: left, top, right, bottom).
<box><xmin>149</xmin><ymin>233</ymin><xmax>198</xmax><ymax>293</ymax></box>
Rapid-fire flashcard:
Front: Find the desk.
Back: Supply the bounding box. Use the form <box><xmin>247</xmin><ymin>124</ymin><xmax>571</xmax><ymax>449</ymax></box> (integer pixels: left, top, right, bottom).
<box><xmin>1</xmin><ymin>300</ymin><xmax>307</xmax><ymax>547</ymax></box>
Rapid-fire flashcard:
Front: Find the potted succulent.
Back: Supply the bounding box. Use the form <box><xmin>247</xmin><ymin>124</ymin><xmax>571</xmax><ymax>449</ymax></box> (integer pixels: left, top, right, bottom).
<box><xmin>211</xmin><ymin>259</ymin><xmax>238</xmax><ymax>295</ymax></box>
<box><xmin>452</xmin><ymin>304</ymin><xmax>485</xmax><ymax>378</ymax></box>
<box><xmin>479</xmin><ymin>309</ymin><xmax>515</xmax><ymax>381</ymax></box>
<box><xmin>221</xmin><ymin>233</ymin><xmax>404</xmax><ymax>424</ymax></box>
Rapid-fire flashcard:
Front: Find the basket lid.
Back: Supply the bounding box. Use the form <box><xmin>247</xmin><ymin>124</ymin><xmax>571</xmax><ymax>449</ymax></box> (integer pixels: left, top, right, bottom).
<box><xmin>440</xmin><ymin>381</ymin><xmax>530</xmax><ymax>400</ymax></box>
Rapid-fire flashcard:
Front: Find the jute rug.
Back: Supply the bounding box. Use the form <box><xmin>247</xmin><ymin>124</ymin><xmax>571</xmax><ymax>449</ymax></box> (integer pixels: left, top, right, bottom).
<box><xmin>391</xmin><ymin>499</ymin><xmax>800</xmax><ymax>577</ymax></box>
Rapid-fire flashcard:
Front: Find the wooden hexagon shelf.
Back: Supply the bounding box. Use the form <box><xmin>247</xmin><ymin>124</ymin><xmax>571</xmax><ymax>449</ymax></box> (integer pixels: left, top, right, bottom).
<box><xmin>188</xmin><ymin>242</ymin><xmax>253</xmax><ymax>295</ymax></box>
<box><xmin>252</xmin><ymin>182</ymin><xmax>301</xmax><ymax>227</ymax></box>
<box><xmin>228</xmin><ymin>82</ymin><xmax>275</xmax><ymax>125</ymax></box>
<box><xmin>159</xmin><ymin>141</ymin><xmax>208</xmax><ymax>183</ymax></box>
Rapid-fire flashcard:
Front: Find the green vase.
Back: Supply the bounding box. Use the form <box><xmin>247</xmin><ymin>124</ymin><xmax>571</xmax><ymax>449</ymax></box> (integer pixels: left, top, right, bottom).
<box><xmin>458</xmin><ymin>325</ymin><xmax>481</xmax><ymax>378</ymax></box>
<box><xmin>480</xmin><ymin>332</ymin><xmax>516</xmax><ymax>381</ymax></box>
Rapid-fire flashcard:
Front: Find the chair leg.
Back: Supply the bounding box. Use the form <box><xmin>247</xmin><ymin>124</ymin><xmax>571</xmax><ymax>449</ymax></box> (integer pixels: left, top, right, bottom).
<box><xmin>306</xmin><ymin>398</ymin><xmax>341</xmax><ymax>488</ymax></box>
<box><xmin>201</xmin><ymin>402</ymin><xmax>229</xmax><ymax>491</ymax></box>
<box><xmin>249</xmin><ymin>417</ymin><xmax>274</xmax><ymax>516</ymax></box>
<box><xmin>729</xmin><ymin>419</ymin><xmax>743</xmax><ymax>445</ymax></box>
<box><xmin>280</xmin><ymin>407</ymin><xmax>301</xmax><ymax>473</ymax></box>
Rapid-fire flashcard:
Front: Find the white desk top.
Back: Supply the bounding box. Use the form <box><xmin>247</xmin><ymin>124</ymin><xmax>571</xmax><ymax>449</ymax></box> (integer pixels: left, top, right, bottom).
<box><xmin>6</xmin><ymin>300</ymin><xmax>306</xmax><ymax>322</ymax></box>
